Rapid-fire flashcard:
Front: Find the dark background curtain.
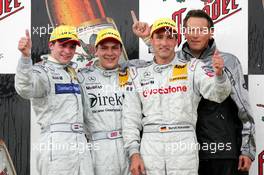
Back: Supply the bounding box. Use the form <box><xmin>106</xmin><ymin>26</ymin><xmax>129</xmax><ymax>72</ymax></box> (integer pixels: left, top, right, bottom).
<box><xmin>0</xmin><ymin>74</ymin><xmax>30</xmax><ymax>175</ymax></box>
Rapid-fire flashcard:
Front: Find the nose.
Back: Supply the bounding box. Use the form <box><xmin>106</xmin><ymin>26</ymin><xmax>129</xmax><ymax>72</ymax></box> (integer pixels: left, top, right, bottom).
<box><xmin>189</xmin><ymin>33</ymin><xmax>199</xmax><ymax>40</ymax></box>
<box><xmin>188</xmin><ymin>28</ymin><xmax>199</xmax><ymax>38</ymax></box>
<box><xmin>105</xmin><ymin>48</ymin><xmax>114</xmax><ymax>56</ymax></box>
<box><xmin>160</xmin><ymin>37</ymin><xmax>170</xmax><ymax>45</ymax></box>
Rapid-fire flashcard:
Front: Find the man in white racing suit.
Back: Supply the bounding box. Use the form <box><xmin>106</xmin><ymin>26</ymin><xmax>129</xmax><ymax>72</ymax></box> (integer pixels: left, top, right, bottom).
<box><xmin>79</xmin><ymin>28</ymin><xmax>130</xmax><ymax>175</ymax></box>
<box><xmin>122</xmin><ymin>18</ymin><xmax>231</xmax><ymax>175</ymax></box>
<box><xmin>15</xmin><ymin>26</ymin><xmax>94</xmax><ymax>175</ymax></box>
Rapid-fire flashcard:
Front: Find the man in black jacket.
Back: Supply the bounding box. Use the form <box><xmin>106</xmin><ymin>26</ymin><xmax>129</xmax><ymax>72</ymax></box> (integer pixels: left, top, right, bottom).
<box><xmin>177</xmin><ymin>10</ymin><xmax>255</xmax><ymax>175</ymax></box>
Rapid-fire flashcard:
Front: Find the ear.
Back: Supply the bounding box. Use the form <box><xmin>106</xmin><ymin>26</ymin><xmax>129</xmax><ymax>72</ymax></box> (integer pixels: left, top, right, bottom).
<box><xmin>48</xmin><ymin>42</ymin><xmax>54</xmax><ymax>50</ymax></box>
<box><xmin>94</xmin><ymin>46</ymin><xmax>98</xmax><ymax>57</ymax></box>
<box><xmin>209</xmin><ymin>28</ymin><xmax>214</xmax><ymax>39</ymax></box>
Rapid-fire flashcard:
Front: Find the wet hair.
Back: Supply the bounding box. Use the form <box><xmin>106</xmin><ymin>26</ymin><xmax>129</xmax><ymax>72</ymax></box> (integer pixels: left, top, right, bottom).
<box><xmin>183</xmin><ymin>9</ymin><xmax>214</xmax><ymax>29</ymax></box>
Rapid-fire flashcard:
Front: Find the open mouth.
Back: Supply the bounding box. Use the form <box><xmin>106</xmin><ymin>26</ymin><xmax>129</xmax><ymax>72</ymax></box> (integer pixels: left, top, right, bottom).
<box><xmin>62</xmin><ymin>55</ymin><xmax>70</xmax><ymax>60</ymax></box>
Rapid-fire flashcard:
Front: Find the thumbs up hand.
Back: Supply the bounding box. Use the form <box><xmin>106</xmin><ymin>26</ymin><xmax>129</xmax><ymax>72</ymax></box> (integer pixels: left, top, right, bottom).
<box><xmin>18</xmin><ymin>30</ymin><xmax>32</xmax><ymax>58</ymax></box>
<box><xmin>212</xmin><ymin>49</ymin><xmax>224</xmax><ymax>76</ymax></box>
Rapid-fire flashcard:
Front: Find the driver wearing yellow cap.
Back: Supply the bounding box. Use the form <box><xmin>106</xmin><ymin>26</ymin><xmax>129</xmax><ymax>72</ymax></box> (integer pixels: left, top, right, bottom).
<box><xmin>15</xmin><ymin>25</ymin><xmax>94</xmax><ymax>175</ymax></box>
<box><xmin>122</xmin><ymin>17</ymin><xmax>231</xmax><ymax>175</ymax></box>
<box><xmin>79</xmin><ymin>28</ymin><xmax>130</xmax><ymax>175</ymax></box>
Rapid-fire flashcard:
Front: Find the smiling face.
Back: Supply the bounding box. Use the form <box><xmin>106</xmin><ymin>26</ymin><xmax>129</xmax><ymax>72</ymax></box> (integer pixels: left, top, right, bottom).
<box><xmin>49</xmin><ymin>41</ymin><xmax>77</xmax><ymax>64</ymax></box>
<box><xmin>150</xmin><ymin>28</ymin><xmax>177</xmax><ymax>64</ymax></box>
<box><xmin>95</xmin><ymin>39</ymin><xmax>122</xmax><ymax>70</ymax></box>
<box><xmin>184</xmin><ymin>17</ymin><xmax>213</xmax><ymax>56</ymax></box>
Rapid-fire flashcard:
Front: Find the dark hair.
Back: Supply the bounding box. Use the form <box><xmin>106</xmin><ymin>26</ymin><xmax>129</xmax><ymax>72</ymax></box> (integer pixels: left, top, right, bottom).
<box><xmin>183</xmin><ymin>9</ymin><xmax>214</xmax><ymax>29</ymax></box>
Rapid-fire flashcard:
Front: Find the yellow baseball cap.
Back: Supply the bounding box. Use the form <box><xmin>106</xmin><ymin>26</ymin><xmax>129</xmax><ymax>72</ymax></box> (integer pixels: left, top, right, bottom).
<box><xmin>95</xmin><ymin>28</ymin><xmax>122</xmax><ymax>47</ymax></box>
<box><xmin>49</xmin><ymin>25</ymin><xmax>80</xmax><ymax>46</ymax></box>
<box><xmin>150</xmin><ymin>18</ymin><xmax>177</xmax><ymax>36</ymax></box>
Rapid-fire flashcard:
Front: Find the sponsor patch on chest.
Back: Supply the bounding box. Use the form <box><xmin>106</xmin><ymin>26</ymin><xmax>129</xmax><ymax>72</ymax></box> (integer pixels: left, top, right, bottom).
<box><xmin>142</xmin><ymin>85</ymin><xmax>187</xmax><ymax>98</ymax></box>
<box><xmin>169</xmin><ymin>64</ymin><xmax>188</xmax><ymax>82</ymax></box>
<box><xmin>119</xmin><ymin>69</ymin><xmax>129</xmax><ymax>87</ymax></box>
<box><xmin>55</xmin><ymin>83</ymin><xmax>81</xmax><ymax>94</ymax></box>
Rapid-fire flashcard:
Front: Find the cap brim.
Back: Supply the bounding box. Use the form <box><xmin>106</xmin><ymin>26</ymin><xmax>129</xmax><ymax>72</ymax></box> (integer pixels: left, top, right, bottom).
<box><xmin>151</xmin><ymin>26</ymin><xmax>177</xmax><ymax>36</ymax></box>
<box><xmin>59</xmin><ymin>39</ymin><xmax>81</xmax><ymax>46</ymax></box>
<box><xmin>96</xmin><ymin>37</ymin><xmax>122</xmax><ymax>47</ymax></box>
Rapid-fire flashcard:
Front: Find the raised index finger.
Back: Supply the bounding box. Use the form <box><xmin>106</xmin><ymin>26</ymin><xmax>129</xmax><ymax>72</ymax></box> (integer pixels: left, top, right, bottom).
<box><xmin>25</xmin><ymin>29</ymin><xmax>30</xmax><ymax>39</ymax></box>
<box><xmin>131</xmin><ymin>10</ymin><xmax>138</xmax><ymax>24</ymax></box>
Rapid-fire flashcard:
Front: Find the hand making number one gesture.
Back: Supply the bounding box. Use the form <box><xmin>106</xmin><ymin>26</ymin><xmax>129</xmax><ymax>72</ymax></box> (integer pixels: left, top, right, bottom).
<box><xmin>131</xmin><ymin>10</ymin><xmax>150</xmax><ymax>38</ymax></box>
